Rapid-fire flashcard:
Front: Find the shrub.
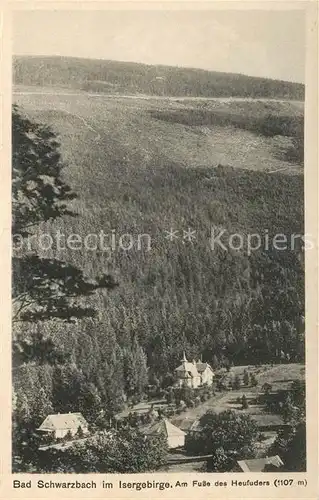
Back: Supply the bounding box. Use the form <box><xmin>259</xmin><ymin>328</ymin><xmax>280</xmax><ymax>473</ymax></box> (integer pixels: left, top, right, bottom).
<box><xmin>63</xmin><ymin>430</ymin><xmax>73</xmax><ymax>442</ymax></box>
<box><xmin>287</xmin><ymin>135</ymin><xmax>304</xmax><ymax>164</ymax></box>
<box><xmin>241</xmin><ymin>395</ymin><xmax>249</xmax><ymax>410</ymax></box>
<box><xmin>262</xmin><ymin>382</ymin><xmax>272</xmax><ymax>394</ymax></box>
<box><xmin>186</xmin><ymin>399</ymin><xmax>195</xmax><ymax>409</ymax></box>
<box><xmin>179</xmin><ymin>400</ymin><xmax>186</xmax><ymax>411</ymax></box>
<box><xmin>76</xmin><ymin>426</ymin><xmax>84</xmax><ymax>439</ymax></box>
<box><xmin>243</xmin><ymin>370</ymin><xmax>250</xmax><ymax>386</ymax></box>
<box><xmin>185</xmin><ymin>410</ymin><xmax>259</xmax><ymax>471</ymax></box>
<box><xmin>38</xmin><ymin>428</ymin><xmax>169</xmax><ymax>473</ymax></box>
<box><xmin>267</xmin><ymin>421</ymin><xmax>306</xmax><ymax>471</ymax></box>
<box><xmin>232</xmin><ymin>375</ymin><xmax>241</xmax><ymax>390</ymax></box>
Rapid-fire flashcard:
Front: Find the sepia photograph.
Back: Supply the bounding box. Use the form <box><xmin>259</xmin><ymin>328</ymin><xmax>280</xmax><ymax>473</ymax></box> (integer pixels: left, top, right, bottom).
<box><xmin>9</xmin><ymin>5</ymin><xmax>311</xmax><ymax>479</ymax></box>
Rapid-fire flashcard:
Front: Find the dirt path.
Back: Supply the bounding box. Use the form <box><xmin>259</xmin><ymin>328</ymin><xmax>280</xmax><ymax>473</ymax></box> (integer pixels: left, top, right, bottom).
<box><xmin>12</xmin><ymin>89</ymin><xmax>304</xmax><ymax>107</ymax></box>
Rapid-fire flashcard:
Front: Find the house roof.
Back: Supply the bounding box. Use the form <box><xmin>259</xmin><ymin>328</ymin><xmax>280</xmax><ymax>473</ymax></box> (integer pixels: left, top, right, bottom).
<box><xmin>196</xmin><ymin>362</ymin><xmax>214</xmax><ymax>374</ymax></box>
<box><xmin>176</xmin><ymin>370</ymin><xmax>192</xmax><ymax>379</ymax></box>
<box><xmin>144</xmin><ymin>419</ymin><xmax>186</xmax><ymax>438</ymax></box>
<box><xmin>37</xmin><ymin>413</ymin><xmax>88</xmax><ymax>432</ymax></box>
<box><xmin>237</xmin><ymin>455</ymin><xmax>284</xmax><ymax>472</ymax></box>
<box><xmin>175</xmin><ymin>362</ymin><xmax>199</xmax><ymax>378</ymax></box>
<box><xmin>251</xmin><ymin>414</ymin><xmax>285</xmax><ymax>428</ymax></box>
<box><xmin>175</xmin><ymin>353</ymin><xmax>214</xmax><ymax>377</ymax></box>
<box><xmin>170</xmin><ymin>416</ymin><xmax>198</xmax><ymax>431</ymax></box>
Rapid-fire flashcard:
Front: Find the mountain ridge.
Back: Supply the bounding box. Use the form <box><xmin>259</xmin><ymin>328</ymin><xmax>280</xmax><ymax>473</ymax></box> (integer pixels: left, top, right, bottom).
<box><xmin>13</xmin><ymin>55</ymin><xmax>305</xmax><ymax>99</ymax></box>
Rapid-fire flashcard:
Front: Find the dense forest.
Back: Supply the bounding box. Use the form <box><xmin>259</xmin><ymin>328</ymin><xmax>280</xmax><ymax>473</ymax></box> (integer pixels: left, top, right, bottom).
<box><xmin>13</xmin><ymin>55</ymin><xmax>305</xmax><ymax>99</ymax></box>
<box><xmin>12</xmin><ymin>100</ymin><xmax>305</xmax><ymax>462</ymax></box>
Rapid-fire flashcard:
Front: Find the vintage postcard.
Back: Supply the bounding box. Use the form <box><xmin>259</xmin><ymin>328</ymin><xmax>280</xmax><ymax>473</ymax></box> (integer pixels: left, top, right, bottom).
<box><xmin>0</xmin><ymin>1</ymin><xmax>318</xmax><ymax>499</ymax></box>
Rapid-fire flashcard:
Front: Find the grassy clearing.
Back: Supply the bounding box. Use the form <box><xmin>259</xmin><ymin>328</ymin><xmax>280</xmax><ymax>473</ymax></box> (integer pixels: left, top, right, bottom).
<box><xmin>14</xmin><ymin>91</ymin><xmax>303</xmax><ymax>174</ymax></box>
<box><xmin>170</xmin><ymin>363</ymin><xmax>304</xmax><ymax>427</ymax></box>
<box><xmin>166</xmin><ymin>363</ymin><xmax>304</xmax><ymax>469</ymax></box>
<box><xmin>254</xmin><ymin>364</ymin><xmax>305</xmax><ymax>390</ymax></box>
<box><xmin>150</xmin><ymin>99</ymin><xmax>304</xmax><ymax>165</ymax></box>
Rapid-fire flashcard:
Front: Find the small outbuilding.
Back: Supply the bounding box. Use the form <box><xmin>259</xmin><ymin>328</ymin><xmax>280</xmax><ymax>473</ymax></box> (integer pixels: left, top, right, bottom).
<box><xmin>144</xmin><ymin>418</ymin><xmax>186</xmax><ymax>449</ymax></box>
<box><xmin>236</xmin><ymin>455</ymin><xmax>284</xmax><ymax>472</ymax></box>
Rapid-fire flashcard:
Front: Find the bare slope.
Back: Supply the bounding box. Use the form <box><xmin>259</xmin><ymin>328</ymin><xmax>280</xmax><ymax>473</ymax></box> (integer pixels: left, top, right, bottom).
<box><xmin>13</xmin><ymin>91</ymin><xmax>303</xmax><ymax>179</ymax></box>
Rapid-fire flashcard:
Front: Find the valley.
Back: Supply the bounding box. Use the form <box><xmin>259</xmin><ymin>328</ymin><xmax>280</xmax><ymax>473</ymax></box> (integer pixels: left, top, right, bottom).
<box><xmin>12</xmin><ymin>55</ymin><xmax>305</xmax><ymax>474</ymax></box>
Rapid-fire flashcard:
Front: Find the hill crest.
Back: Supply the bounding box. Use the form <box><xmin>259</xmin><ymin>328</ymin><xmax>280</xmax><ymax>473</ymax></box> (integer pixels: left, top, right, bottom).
<box><xmin>13</xmin><ymin>55</ymin><xmax>305</xmax><ymax>99</ymax></box>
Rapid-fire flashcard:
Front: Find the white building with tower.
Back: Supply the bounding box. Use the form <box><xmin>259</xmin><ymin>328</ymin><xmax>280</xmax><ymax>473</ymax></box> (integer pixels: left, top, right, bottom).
<box><xmin>174</xmin><ymin>352</ymin><xmax>214</xmax><ymax>389</ymax></box>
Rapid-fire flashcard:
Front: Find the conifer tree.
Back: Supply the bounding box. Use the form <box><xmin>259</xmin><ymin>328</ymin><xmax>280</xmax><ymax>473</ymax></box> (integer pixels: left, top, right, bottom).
<box><xmin>243</xmin><ymin>370</ymin><xmax>250</xmax><ymax>386</ymax></box>
<box><xmin>250</xmin><ymin>373</ymin><xmax>258</xmax><ymax>387</ymax></box>
<box><xmin>123</xmin><ymin>337</ymin><xmax>148</xmax><ymax>397</ymax></box>
<box><xmin>15</xmin><ymin>393</ymin><xmax>32</xmax><ymax>426</ymax></box>
<box><xmin>12</xmin><ymin>106</ymin><xmax>117</xmax><ymax>327</ymax></box>
<box><xmin>233</xmin><ymin>375</ymin><xmax>241</xmax><ymax>390</ymax></box>
<box><xmin>212</xmin><ymin>354</ymin><xmax>219</xmax><ymax>370</ymax></box>
<box><xmin>33</xmin><ymin>387</ymin><xmax>53</xmax><ymax>427</ymax></box>
<box><xmin>241</xmin><ymin>394</ymin><xmax>249</xmax><ymax>410</ymax></box>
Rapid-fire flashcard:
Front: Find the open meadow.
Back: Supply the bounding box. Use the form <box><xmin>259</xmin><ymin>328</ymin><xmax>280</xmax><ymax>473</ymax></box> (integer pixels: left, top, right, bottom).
<box><xmin>14</xmin><ymin>85</ymin><xmax>303</xmax><ymax>177</ymax></box>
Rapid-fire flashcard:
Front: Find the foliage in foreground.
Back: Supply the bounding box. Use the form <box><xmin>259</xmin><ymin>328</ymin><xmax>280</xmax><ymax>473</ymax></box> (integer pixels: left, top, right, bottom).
<box><xmin>268</xmin><ymin>421</ymin><xmax>306</xmax><ymax>472</ymax></box>
<box><xmin>12</xmin><ymin>105</ymin><xmax>118</xmax><ymax>325</ymax></box>
<box><xmin>185</xmin><ymin>410</ymin><xmax>259</xmax><ymax>471</ymax></box>
<box><xmin>265</xmin><ymin>379</ymin><xmax>306</xmax><ymax>472</ymax></box>
<box><xmin>17</xmin><ymin>429</ymin><xmax>168</xmax><ymax>473</ymax></box>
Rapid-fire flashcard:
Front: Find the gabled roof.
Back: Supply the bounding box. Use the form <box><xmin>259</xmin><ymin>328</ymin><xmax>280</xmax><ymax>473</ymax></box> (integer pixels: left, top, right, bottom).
<box><xmin>171</xmin><ymin>417</ymin><xmax>197</xmax><ymax>432</ymax></box>
<box><xmin>251</xmin><ymin>414</ymin><xmax>285</xmax><ymax>428</ymax></box>
<box><xmin>176</xmin><ymin>370</ymin><xmax>192</xmax><ymax>379</ymax></box>
<box><xmin>237</xmin><ymin>456</ymin><xmax>284</xmax><ymax>472</ymax></box>
<box><xmin>175</xmin><ymin>353</ymin><xmax>214</xmax><ymax>377</ymax></box>
<box><xmin>37</xmin><ymin>413</ymin><xmax>88</xmax><ymax>432</ymax></box>
<box><xmin>144</xmin><ymin>419</ymin><xmax>186</xmax><ymax>438</ymax></box>
<box><xmin>196</xmin><ymin>362</ymin><xmax>214</xmax><ymax>374</ymax></box>
<box><xmin>175</xmin><ymin>362</ymin><xmax>199</xmax><ymax>378</ymax></box>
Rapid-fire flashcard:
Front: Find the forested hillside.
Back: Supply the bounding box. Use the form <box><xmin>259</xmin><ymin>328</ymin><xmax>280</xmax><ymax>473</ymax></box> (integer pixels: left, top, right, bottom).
<box><xmin>12</xmin><ymin>56</ymin><xmax>305</xmax><ymax>445</ymax></box>
<box><xmin>13</xmin><ymin>55</ymin><xmax>305</xmax><ymax>99</ymax></box>
<box><xmin>13</xmin><ymin>121</ymin><xmax>304</xmax><ymax>426</ymax></box>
